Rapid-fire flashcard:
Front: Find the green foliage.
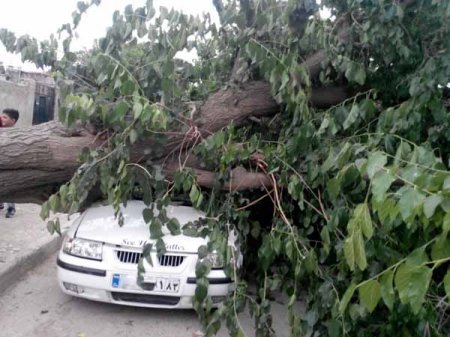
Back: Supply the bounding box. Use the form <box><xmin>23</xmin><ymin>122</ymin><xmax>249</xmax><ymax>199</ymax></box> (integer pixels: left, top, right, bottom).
<box><xmin>3</xmin><ymin>0</ymin><xmax>450</xmax><ymax>336</ymax></box>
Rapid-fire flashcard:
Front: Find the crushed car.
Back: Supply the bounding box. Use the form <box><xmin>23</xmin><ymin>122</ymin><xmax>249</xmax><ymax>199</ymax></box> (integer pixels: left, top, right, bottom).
<box><xmin>57</xmin><ymin>200</ymin><xmax>239</xmax><ymax>308</ymax></box>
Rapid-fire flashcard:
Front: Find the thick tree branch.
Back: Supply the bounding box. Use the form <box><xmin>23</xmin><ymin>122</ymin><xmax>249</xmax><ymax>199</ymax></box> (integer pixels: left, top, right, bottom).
<box><xmin>197</xmin><ymin>81</ymin><xmax>279</xmax><ymax>134</ymax></box>
<box><xmin>310</xmin><ymin>86</ymin><xmax>349</xmax><ymax>108</ymax></box>
<box><xmin>164</xmin><ymin>163</ymin><xmax>272</xmax><ymax>192</ymax></box>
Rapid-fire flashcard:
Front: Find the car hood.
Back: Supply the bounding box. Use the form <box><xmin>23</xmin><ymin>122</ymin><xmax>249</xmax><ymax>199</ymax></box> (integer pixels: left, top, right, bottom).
<box><xmin>73</xmin><ymin>200</ymin><xmax>207</xmax><ymax>253</ymax></box>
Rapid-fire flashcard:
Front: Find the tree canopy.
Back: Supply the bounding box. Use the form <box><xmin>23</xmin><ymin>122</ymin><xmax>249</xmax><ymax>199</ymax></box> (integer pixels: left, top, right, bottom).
<box><xmin>1</xmin><ymin>0</ymin><xmax>450</xmax><ymax>336</ymax></box>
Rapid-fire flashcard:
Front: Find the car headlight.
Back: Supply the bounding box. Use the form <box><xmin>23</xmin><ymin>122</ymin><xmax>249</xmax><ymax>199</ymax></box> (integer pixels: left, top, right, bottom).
<box><xmin>204</xmin><ymin>250</ymin><xmax>224</xmax><ymax>269</ymax></box>
<box><xmin>63</xmin><ymin>237</ymin><xmax>103</xmax><ymax>261</ymax></box>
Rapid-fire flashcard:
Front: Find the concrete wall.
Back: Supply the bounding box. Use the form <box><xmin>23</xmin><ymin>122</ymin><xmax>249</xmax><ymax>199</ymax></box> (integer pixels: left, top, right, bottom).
<box><xmin>0</xmin><ymin>79</ymin><xmax>36</xmax><ymax>127</ymax></box>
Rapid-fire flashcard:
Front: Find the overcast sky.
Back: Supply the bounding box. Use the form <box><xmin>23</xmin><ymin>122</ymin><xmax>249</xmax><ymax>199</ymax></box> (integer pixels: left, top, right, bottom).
<box><xmin>0</xmin><ymin>0</ymin><xmax>217</xmax><ymax>71</ymax></box>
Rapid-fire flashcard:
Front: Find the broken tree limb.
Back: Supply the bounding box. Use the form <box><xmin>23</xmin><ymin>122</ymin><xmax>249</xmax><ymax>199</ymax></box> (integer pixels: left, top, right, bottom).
<box><xmin>0</xmin><ymin>46</ymin><xmax>351</xmax><ymax>204</ymax></box>
<box><xmin>164</xmin><ymin>164</ymin><xmax>273</xmax><ymax>192</ymax></box>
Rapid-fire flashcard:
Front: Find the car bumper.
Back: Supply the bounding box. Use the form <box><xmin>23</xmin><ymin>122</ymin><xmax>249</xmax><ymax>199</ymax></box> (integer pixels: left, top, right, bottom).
<box><xmin>56</xmin><ymin>254</ymin><xmax>233</xmax><ymax>309</ymax></box>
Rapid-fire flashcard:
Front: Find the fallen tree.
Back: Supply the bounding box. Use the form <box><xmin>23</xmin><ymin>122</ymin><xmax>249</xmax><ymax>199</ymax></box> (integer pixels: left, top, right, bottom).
<box><xmin>1</xmin><ymin>0</ymin><xmax>450</xmax><ymax>336</ymax></box>
<box><xmin>0</xmin><ymin>76</ymin><xmax>347</xmax><ymax>203</ymax></box>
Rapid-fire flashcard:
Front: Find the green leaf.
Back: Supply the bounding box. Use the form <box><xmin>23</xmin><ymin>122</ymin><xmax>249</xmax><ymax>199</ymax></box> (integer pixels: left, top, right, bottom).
<box><xmin>113</xmin><ymin>101</ymin><xmax>129</xmax><ymax>119</ymax></box>
<box><xmin>398</xmin><ymin>187</ymin><xmax>425</xmax><ymax>221</ymax></box>
<box><xmin>321</xmin><ymin>149</ymin><xmax>336</xmax><ymax>173</ymax></box>
<box><xmin>167</xmin><ymin>218</ymin><xmax>181</xmax><ymax>235</ymax></box>
<box><xmin>345</xmin><ymin>61</ymin><xmax>366</xmax><ymax>85</ymax></box>
<box><xmin>196</xmin><ymin>260</ymin><xmax>210</xmax><ymax>278</ymax></box>
<box><xmin>407</xmin><ymin>247</ymin><xmax>428</xmax><ymax>265</ymax></box>
<box><xmin>339</xmin><ymin>283</ymin><xmax>357</xmax><ymax>314</ymax></box>
<box><xmin>372</xmin><ymin>170</ymin><xmax>395</xmax><ymax>202</ymax></box>
<box><xmin>143</xmin><ymin>208</ymin><xmax>153</xmax><ymax>223</ymax></box>
<box><xmin>198</xmin><ymin>245</ymin><xmax>208</xmax><ymax>259</ymax></box>
<box><xmin>129</xmin><ymin>129</ymin><xmax>138</xmax><ymax>144</ymax></box>
<box><xmin>121</xmin><ymin>79</ymin><xmax>135</xmax><ymax>96</ymax></box>
<box><xmin>150</xmin><ymin>218</ymin><xmax>164</xmax><ymax>239</ymax></box>
<box><xmin>182</xmin><ymin>226</ymin><xmax>199</xmax><ymax>237</ymax></box>
<box><xmin>444</xmin><ymin>271</ymin><xmax>450</xmax><ymax>302</ymax></box>
<box><xmin>342</xmin><ymin>165</ymin><xmax>360</xmax><ymax>188</ymax></box>
<box><xmin>409</xmin><ymin>77</ymin><xmax>422</xmax><ymax>97</ymax></box>
<box><xmin>423</xmin><ymin>194</ymin><xmax>443</xmax><ymax>218</ymax></box>
<box><xmin>141</xmin><ymin>105</ymin><xmax>152</xmax><ymax>123</ymax></box>
<box><xmin>259</xmin><ymin>235</ymin><xmax>275</xmax><ymax>271</ymax></box>
<box><xmin>317</xmin><ymin>117</ymin><xmax>329</xmax><ymax>135</ymax></box>
<box><xmin>354</xmin><ymin>230</ymin><xmax>368</xmax><ymax>271</ymax></box>
<box><xmin>133</xmin><ymin>101</ymin><xmax>143</xmax><ymax>119</ymax></box>
<box><xmin>195</xmin><ymin>193</ymin><xmax>203</xmax><ymax>208</ymax></box>
<box><xmin>441</xmin><ymin>198</ymin><xmax>450</xmax><ymax>213</ymax></box>
<box><xmin>40</xmin><ymin>202</ymin><xmax>50</xmax><ymax>220</ymax></box>
<box><xmin>366</xmin><ymin>152</ymin><xmax>387</xmax><ymax>179</ymax></box>
<box><xmin>195</xmin><ymin>283</ymin><xmax>208</xmax><ymax>302</ymax></box>
<box><xmin>320</xmin><ymin>226</ymin><xmax>331</xmax><ymax>246</ymax></box>
<box><xmin>142</xmin><ymin>243</ymin><xmax>153</xmax><ymax>266</ymax></box>
<box><xmin>359</xmin><ymin>280</ymin><xmax>381</xmax><ymax>313</ymax></box>
<box><xmin>343</xmin><ymin>105</ymin><xmax>359</xmax><ymax>130</ymax></box>
<box><xmin>344</xmin><ymin>236</ymin><xmax>355</xmax><ymax>271</ymax></box>
<box><xmin>327</xmin><ymin>177</ymin><xmax>341</xmax><ymax>200</ymax></box>
<box><xmin>304</xmin><ymin>249</ymin><xmax>319</xmax><ymax>274</ymax></box>
<box><xmin>96</xmin><ymin>71</ymin><xmax>108</xmax><ymax>84</ymax></box>
<box><xmin>360</xmin><ymin>204</ymin><xmax>373</xmax><ymax>239</ymax></box>
<box><xmin>380</xmin><ymin>270</ymin><xmax>395</xmax><ymax>310</ymax></box>
<box><xmin>347</xmin><ymin>203</ymin><xmax>373</xmax><ymax>239</ymax></box>
<box><xmin>151</xmin><ymin>107</ymin><xmax>167</xmax><ymax>129</ymax></box>
<box><xmin>376</xmin><ymin>197</ymin><xmax>398</xmax><ymax>226</ymax></box>
<box><xmin>354</xmin><ymin>64</ymin><xmax>366</xmax><ymax>85</ymax></box>
<box><xmin>155</xmin><ymin>238</ymin><xmax>167</xmax><ymax>257</ymax></box>
<box><xmin>54</xmin><ymin>218</ymin><xmax>61</xmax><ymax>236</ymax></box>
<box><xmin>408</xmin><ymin>266</ymin><xmax>432</xmax><ymax>314</ymax></box>
<box><xmin>431</xmin><ymin>234</ymin><xmax>450</xmax><ymax>260</ymax></box>
<box><xmin>395</xmin><ymin>263</ymin><xmax>414</xmax><ymax>304</ymax></box>
<box><xmin>444</xmin><ymin>212</ymin><xmax>450</xmax><ymax>231</ymax></box>
<box><xmin>47</xmin><ymin>220</ymin><xmax>55</xmax><ymax>235</ymax></box>
<box><xmin>336</xmin><ymin>143</ymin><xmax>352</xmax><ymax>169</ymax></box>
<box><xmin>189</xmin><ymin>185</ymin><xmax>200</xmax><ymax>205</ymax></box>
<box><xmin>394</xmin><ymin>263</ymin><xmax>432</xmax><ymax>314</ymax></box>
<box><xmin>443</xmin><ymin>176</ymin><xmax>450</xmax><ymax>190</ymax></box>
<box><xmin>48</xmin><ymin>194</ymin><xmax>60</xmax><ymax>211</ymax></box>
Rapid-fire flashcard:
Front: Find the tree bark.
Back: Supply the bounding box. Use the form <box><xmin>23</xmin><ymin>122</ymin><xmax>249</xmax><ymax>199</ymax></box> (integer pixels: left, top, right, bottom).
<box><xmin>0</xmin><ymin>123</ymin><xmax>98</xmax><ymax>203</ymax></box>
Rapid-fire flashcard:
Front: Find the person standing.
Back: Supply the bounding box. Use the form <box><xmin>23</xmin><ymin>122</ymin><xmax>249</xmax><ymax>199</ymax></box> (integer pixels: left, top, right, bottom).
<box><xmin>0</xmin><ymin>108</ymin><xmax>19</xmax><ymax>218</ymax></box>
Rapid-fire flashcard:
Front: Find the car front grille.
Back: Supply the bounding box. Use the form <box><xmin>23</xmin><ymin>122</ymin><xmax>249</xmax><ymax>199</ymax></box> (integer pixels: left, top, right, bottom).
<box><xmin>115</xmin><ymin>250</ymin><xmax>186</xmax><ymax>267</ymax></box>
<box><xmin>111</xmin><ymin>292</ymin><xmax>180</xmax><ymax>306</ymax></box>
<box><xmin>116</xmin><ymin>250</ymin><xmax>142</xmax><ymax>264</ymax></box>
<box><xmin>158</xmin><ymin>254</ymin><xmax>185</xmax><ymax>267</ymax></box>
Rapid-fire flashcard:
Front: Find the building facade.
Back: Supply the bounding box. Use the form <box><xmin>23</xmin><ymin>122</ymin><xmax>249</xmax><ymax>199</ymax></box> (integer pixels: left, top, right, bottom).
<box><xmin>0</xmin><ymin>64</ymin><xmax>57</xmax><ymax>128</ymax></box>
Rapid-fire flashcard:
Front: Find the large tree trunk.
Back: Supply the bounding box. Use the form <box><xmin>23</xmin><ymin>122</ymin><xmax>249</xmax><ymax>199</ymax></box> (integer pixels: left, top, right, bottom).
<box><xmin>0</xmin><ymin>123</ymin><xmax>98</xmax><ymax>203</ymax></box>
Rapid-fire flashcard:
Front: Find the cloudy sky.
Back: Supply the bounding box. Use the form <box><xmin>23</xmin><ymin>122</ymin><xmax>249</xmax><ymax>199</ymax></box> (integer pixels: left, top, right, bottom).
<box><xmin>0</xmin><ymin>0</ymin><xmax>217</xmax><ymax>71</ymax></box>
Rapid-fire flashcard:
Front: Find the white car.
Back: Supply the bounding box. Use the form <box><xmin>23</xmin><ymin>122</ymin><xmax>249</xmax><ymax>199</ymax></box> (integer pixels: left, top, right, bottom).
<box><xmin>57</xmin><ymin>200</ymin><xmax>237</xmax><ymax>309</ymax></box>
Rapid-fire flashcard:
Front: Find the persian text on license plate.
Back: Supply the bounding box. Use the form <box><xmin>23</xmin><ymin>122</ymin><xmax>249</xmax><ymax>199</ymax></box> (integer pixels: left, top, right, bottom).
<box><xmin>152</xmin><ymin>277</ymin><xmax>180</xmax><ymax>293</ymax></box>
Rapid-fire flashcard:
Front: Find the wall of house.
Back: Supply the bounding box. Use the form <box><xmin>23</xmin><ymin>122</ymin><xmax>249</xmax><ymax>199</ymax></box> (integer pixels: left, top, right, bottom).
<box><xmin>0</xmin><ymin>78</ymin><xmax>36</xmax><ymax>127</ymax></box>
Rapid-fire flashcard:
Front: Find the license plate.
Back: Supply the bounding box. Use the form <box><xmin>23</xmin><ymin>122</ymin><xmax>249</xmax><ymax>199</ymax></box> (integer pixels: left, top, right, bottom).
<box><xmin>112</xmin><ymin>274</ymin><xmax>180</xmax><ymax>293</ymax></box>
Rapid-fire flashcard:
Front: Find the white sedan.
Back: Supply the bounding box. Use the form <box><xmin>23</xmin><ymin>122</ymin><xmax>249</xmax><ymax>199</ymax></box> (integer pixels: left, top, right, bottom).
<box><xmin>56</xmin><ymin>200</ymin><xmax>236</xmax><ymax>309</ymax></box>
